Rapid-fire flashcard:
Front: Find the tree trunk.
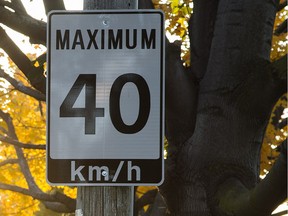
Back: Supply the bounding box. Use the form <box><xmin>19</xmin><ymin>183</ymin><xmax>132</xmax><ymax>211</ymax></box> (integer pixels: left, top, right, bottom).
<box><xmin>76</xmin><ymin>1</ymin><xmax>137</xmax><ymax>216</ymax></box>
<box><xmin>161</xmin><ymin>0</ymin><xmax>286</xmax><ymax>215</ymax></box>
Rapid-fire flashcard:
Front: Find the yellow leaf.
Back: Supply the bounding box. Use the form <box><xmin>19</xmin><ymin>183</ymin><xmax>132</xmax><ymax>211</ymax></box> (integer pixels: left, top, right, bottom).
<box><xmin>43</xmin><ymin>62</ymin><xmax>47</xmax><ymax>71</ymax></box>
<box><xmin>171</xmin><ymin>0</ymin><xmax>179</xmax><ymax>8</ymax></box>
<box><xmin>34</xmin><ymin>61</ymin><xmax>40</xmax><ymax>67</ymax></box>
<box><xmin>171</xmin><ymin>0</ymin><xmax>179</xmax><ymax>14</ymax></box>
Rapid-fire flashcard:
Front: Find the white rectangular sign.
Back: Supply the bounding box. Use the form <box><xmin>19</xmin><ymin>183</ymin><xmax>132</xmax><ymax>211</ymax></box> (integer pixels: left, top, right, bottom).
<box><xmin>47</xmin><ymin>10</ymin><xmax>164</xmax><ymax>185</ymax></box>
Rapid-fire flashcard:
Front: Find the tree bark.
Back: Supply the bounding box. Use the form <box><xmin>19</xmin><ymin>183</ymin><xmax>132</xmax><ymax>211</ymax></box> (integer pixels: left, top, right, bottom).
<box><xmin>0</xmin><ymin>26</ymin><xmax>46</xmax><ymax>94</ymax></box>
<box><xmin>162</xmin><ymin>0</ymin><xmax>286</xmax><ymax>215</ymax></box>
<box><xmin>76</xmin><ymin>1</ymin><xmax>137</xmax><ymax>216</ymax></box>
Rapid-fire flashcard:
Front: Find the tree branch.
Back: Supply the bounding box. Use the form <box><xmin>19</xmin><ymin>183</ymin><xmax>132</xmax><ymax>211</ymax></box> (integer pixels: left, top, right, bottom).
<box><xmin>271</xmin><ymin>54</ymin><xmax>287</xmax><ymax>100</ymax></box>
<box><xmin>0</xmin><ymin>135</ymin><xmax>46</xmax><ymax>150</ymax></box>
<box><xmin>135</xmin><ymin>189</ymin><xmax>158</xmax><ymax>214</ymax></box>
<box><xmin>0</xmin><ymin>159</ymin><xmax>18</xmax><ymax>167</ymax></box>
<box><xmin>216</xmin><ymin>141</ymin><xmax>287</xmax><ymax>216</ymax></box>
<box><xmin>0</xmin><ymin>183</ymin><xmax>76</xmax><ymax>213</ymax></box>
<box><xmin>0</xmin><ymin>26</ymin><xmax>46</xmax><ymax>94</ymax></box>
<box><xmin>277</xmin><ymin>0</ymin><xmax>287</xmax><ymax>11</ymax></box>
<box><xmin>0</xmin><ymin>5</ymin><xmax>46</xmax><ymax>44</ymax></box>
<box><xmin>0</xmin><ymin>125</ymin><xmax>8</xmax><ymax>134</ymax></box>
<box><xmin>0</xmin><ymin>110</ymin><xmax>42</xmax><ymax>193</ymax></box>
<box><xmin>272</xmin><ymin>54</ymin><xmax>287</xmax><ymax>79</ymax></box>
<box><xmin>189</xmin><ymin>0</ymin><xmax>219</xmax><ymax>81</ymax></box>
<box><xmin>0</xmin><ymin>68</ymin><xmax>46</xmax><ymax>101</ymax></box>
<box><xmin>202</xmin><ymin>0</ymin><xmax>278</xmax><ymax>92</ymax></box>
<box><xmin>165</xmin><ymin>41</ymin><xmax>197</xmax><ymax>146</ymax></box>
<box><xmin>274</xmin><ymin>19</ymin><xmax>287</xmax><ymax>35</ymax></box>
<box><xmin>41</xmin><ymin>201</ymin><xmax>74</xmax><ymax>213</ymax></box>
<box><xmin>0</xmin><ymin>0</ymin><xmax>28</xmax><ymax>15</ymax></box>
<box><xmin>0</xmin><ymin>182</ymin><xmax>34</xmax><ymax>197</ymax></box>
<box><xmin>146</xmin><ymin>193</ymin><xmax>167</xmax><ymax>216</ymax></box>
<box><xmin>51</xmin><ymin>190</ymin><xmax>76</xmax><ymax>212</ymax></box>
<box><xmin>160</xmin><ymin>41</ymin><xmax>198</xmax><ymax>209</ymax></box>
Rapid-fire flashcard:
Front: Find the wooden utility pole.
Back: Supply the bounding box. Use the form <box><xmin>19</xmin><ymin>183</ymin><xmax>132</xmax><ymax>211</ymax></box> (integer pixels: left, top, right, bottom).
<box><xmin>76</xmin><ymin>1</ymin><xmax>138</xmax><ymax>216</ymax></box>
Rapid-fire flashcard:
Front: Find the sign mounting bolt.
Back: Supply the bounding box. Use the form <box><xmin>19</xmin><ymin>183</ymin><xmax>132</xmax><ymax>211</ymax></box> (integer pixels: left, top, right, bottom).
<box><xmin>102</xmin><ymin>171</ymin><xmax>108</xmax><ymax>177</ymax></box>
<box><xmin>103</xmin><ymin>20</ymin><xmax>109</xmax><ymax>26</ymax></box>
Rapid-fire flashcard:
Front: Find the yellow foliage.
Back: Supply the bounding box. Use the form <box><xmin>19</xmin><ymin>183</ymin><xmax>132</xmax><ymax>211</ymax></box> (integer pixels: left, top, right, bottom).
<box><xmin>261</xmin><ymin>95</ymin><xmax>287</xmax><ymax>177</ymax></box>
<box><xmin>0</xmin><ymin>63</ymin><xmax>76</xmax><ymax>215</ymax></box>
<box><xmin>34</xmin><ymin>61</ymin><xmax>40</xmax><ymax>68</ymax></box>
<box><xmin>270</xmin><ymin>5</ymin><xmax>288</xmax><ymax>61</ymax></box>
<box><xmin>170</xmin><ymin>0</ymin><xmax>179</xmax><ymax>10</ymax></box>
<box><xmin>262</xmin><ymin>4</ymin><xmax>288</xmax><ymax>177</ymax></box>
<box><xmin>0</xmin><ymin>191</ymin><xmax>39</xmax><ymax>216</ymax></box>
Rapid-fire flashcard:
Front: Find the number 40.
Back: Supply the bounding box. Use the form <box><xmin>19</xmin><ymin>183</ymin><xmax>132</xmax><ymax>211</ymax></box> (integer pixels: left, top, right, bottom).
<box><xmin>59</xmin><ymin>74</ymin><xmax>151</xmax><ymax>134</ymax></box>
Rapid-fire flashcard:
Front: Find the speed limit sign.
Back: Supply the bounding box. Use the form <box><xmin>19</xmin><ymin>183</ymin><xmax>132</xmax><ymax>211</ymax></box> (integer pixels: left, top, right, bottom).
<box><xmin>47</xmin><ymin>10</ymin><xmax>164</xmax><ymax>185</ymax></box>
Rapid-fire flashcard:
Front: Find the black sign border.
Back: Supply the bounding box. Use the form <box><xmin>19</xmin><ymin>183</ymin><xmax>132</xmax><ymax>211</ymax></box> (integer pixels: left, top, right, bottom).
<box><xmin>47</xmin><ymin>10</ymin><xmax>165</xmax><ymax>186</ymax></box>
